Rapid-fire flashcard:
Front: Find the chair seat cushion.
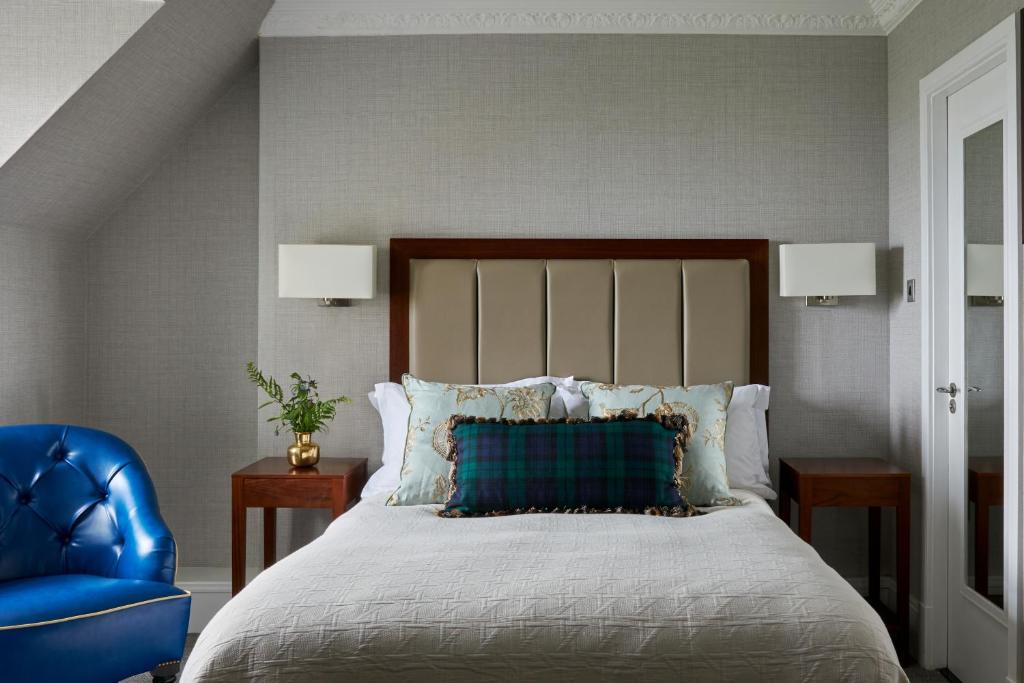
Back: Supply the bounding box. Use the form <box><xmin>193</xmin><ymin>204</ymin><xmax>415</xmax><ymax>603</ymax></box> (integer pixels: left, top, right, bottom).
<box><xmin>0</xmin><ymin>574</ymin><xmax>190</xmax><ymax>683</ymax></box>
<box><xmin>0</xmin><ymin>574</ymin><xmax>187</xmax><ymax>627</ymax></box>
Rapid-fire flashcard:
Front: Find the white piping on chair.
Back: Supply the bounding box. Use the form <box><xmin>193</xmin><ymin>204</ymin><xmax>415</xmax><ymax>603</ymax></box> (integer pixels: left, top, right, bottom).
<box><xmin>0</xmin><ymin>591</ymin><xmax>191</xmax><ymax>631</ymax></box>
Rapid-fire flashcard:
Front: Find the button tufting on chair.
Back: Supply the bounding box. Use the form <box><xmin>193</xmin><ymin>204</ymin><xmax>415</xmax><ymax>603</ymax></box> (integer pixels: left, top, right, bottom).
<box><xmin>0</xmin><ymin>425</ymin><xmax>190</xmax><ymax>683</ymax></box>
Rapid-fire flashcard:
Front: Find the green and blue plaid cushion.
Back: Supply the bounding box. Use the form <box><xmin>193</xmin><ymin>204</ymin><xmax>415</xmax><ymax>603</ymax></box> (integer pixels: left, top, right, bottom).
<box><xmin>439</xmin><ymin>413</ymin><xmax>698</xmax><ymax>517</ymax></box>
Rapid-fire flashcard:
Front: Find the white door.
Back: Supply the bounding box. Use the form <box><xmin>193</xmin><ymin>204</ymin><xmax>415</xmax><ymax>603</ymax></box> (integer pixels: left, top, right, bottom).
<box><xmin>944</xmin><ymin>62</ymin><xmax>1009</xmax><ymax>683</ymax></box>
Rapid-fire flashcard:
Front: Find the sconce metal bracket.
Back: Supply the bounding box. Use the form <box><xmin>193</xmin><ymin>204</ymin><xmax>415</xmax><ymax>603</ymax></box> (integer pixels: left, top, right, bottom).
<box><xmin>805</xmin><ymin>295</ymin><xmax>839</xmax><ymax>307</ymax></box>
<box><xmin>318</xmin><ymin>298</ymin><xmax>353</xmax><ymax>307</ymax></box>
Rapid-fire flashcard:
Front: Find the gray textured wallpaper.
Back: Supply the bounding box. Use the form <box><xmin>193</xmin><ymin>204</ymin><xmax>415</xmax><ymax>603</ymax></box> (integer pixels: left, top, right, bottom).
<box><xmin>886</xmin><ymin>0</ymin><xmax>1022</xmax><ymax>598</ymax></box>
<box><xmin>258</xmin><ymin>34</ymin><xmax>890</xmax><ymax>574</ymax></box>
<box><xmin>0</xmin><ymin>225</ymin><xmax>86</xmax><ymax>425</ymax></box>
<box><xmin>0</xmin><ymin>0</ymin><xmax>272</xmax><ymax>237</ymax></box>
<box><xmin>86</xmin><ymin>71</ymin><xmax>260</xmax><ymax>568</ymax></box>
<box><xmin>0</xmin><ymin>0</ymin><xmax>159</xmax><ymax>167</ymax></box>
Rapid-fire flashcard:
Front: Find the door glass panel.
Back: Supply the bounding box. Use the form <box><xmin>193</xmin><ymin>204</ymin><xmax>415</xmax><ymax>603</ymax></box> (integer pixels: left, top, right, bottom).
<box><xmin>963</xmin><ymin>120</ymin><xmax>1004</xmax><ymax>607</ymax></box>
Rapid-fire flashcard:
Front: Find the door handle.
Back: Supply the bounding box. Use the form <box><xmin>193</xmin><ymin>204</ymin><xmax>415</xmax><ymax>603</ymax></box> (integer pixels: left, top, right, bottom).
<box><xmin>936</xmin><ymin>382</ymin><xmax>959</xmax><ymax>397</ymax></box>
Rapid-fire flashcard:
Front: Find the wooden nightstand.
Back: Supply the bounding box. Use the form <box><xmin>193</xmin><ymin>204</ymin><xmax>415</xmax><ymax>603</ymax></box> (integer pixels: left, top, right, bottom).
<box><xmin>778</xmin><ymin>457</ymin><xmax>911</xmax><ymax>660</ymax></box>
<box><xmin>231</xmin><ymin>457</ymin><xmax>368</xmax><ymax>595</ymax></box>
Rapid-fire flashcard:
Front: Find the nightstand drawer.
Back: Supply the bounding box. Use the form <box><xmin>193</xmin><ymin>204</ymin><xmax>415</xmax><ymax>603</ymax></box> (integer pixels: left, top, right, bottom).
<box><xmin>243</xmin><ymin>478</ymin><xmax>334</xmax><ymax>508</ymax></box>
<box><xmin>808</xmin><ymin>477</ymin><xmax>903</xmax><ymax>507</ymax></box>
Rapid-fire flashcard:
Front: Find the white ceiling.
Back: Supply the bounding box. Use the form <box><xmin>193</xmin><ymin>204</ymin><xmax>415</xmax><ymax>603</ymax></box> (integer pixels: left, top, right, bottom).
<box><xmin>260</xmin><ymin>0</ymin><xmax>923</xmax><ymax>38</ymax></box>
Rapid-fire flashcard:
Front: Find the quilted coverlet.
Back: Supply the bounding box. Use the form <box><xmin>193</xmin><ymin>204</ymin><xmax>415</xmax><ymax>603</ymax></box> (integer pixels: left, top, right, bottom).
<box><xmin>183</xmin><ymin>491</ymin><xmax>907</xmax><ymax>682</ymax></box>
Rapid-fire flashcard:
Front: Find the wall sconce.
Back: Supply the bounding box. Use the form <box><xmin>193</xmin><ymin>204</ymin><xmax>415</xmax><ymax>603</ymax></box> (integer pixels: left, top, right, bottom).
<box><xmin>779</xmin><ymin>243</ymin><xmax>876</xmax><ymax>307</ymax></box>
<box><xmin>967</xmin><ymin>243</ymin><xmax>1003</xmax><ymax>306</ymax></box>
<box><xmin>278</xmin><ymin>244</ymin><xmax>376</xmax><ymax>307</ymax></box>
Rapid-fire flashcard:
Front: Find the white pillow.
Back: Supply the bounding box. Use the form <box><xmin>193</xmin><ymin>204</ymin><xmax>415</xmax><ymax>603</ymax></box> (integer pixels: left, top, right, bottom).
<box><xmin>724</xmin><ymin>384</ymin><xmax>774</xmax><ymax>499</ymax></box>
<box><xmin>361</xmin><ymin>382</ymin><xmax>412</xmax><ymax>497</ymax></box>
<box><xmin>362</xmin><ymin>376</ymin><xmax>583</xmax><ymax>498</ymax></box>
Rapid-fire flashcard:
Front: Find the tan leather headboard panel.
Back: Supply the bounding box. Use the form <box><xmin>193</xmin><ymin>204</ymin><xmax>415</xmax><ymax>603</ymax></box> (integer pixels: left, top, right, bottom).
<box><xmin>546</xmin><ymin>260</ymin><xmax>614</xmax><ymax>382</ymax></box>
<box><xmin>614</xmin><ymin>260</ymin><xmax>683</xmax><ymax>385</ymax></box>
<box><xmin>682</xmin><ymin>259</ymin><xmax>750</xmax><ymax>385</ymax></box>
<box><xmin>407</xmin><ymin>255</ymin><xmax>751</xmax><ymax>386</ymax></box>
<box><xmin>409</xmin><ymin>259</ymin><xmax>478</xmax><ymax>385</ymax></box>
<box><xmin>477</xmin><ymin>260</ymin><xmax>547</xmax><ymax>383</ymax></box>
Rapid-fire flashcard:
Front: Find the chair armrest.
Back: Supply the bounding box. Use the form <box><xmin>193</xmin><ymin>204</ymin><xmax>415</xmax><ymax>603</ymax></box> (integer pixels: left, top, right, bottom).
<box><xmin>107</xmin><ymin>462</ymin><xmax>178</xmax><ymax>585</ymax></box>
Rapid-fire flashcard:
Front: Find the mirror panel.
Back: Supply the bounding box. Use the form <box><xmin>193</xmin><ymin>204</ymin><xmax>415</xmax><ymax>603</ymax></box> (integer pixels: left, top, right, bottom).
<box><xmin>963</xmin><ymin>120</ymin><xmax>1004</xmax><ymax>608</ymax></box>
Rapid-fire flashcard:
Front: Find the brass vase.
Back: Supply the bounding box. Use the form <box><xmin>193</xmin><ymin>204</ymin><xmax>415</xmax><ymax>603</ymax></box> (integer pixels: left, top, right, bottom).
<box><xmin>287</xmin><ymin>432</ymin><xmax>320</xmax><ymax>467</ymax></box>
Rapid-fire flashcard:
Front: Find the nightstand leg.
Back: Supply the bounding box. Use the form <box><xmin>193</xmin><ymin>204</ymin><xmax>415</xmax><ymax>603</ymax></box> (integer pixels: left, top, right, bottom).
<box><xmin>868</xmin><ymin>506</ymin><xmax>881</xmax><ymax>604</ymax></box>
<box><xmin>797</xmin><ymin>483</ymin><xmax>813</xmax><ymax>543</ymax></box>
<box><xmin>331</xmin><ymin>480</ymin><xmax>348</xmax><ymax>518</ymax></box>
<box><xmin>231</xmin><ymin>478</ymin><xmax>246</xmax><ymax>596</ymax></box>
<box><xmin>263</xmin><ymin>508</ymin><xmax>277</xmax><ymax>569</ymax></box>
<box><xmin>780</xmin><ymin>492</ymin><xmax>791</xmax><ymax>527</ymax></box>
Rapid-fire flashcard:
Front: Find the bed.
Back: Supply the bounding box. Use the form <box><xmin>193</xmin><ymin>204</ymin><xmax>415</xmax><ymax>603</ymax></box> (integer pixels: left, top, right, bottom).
<box><xmin>182</xmin><ymin>239</ymin><xmax>906</xmax><ymax>682</ymax></box>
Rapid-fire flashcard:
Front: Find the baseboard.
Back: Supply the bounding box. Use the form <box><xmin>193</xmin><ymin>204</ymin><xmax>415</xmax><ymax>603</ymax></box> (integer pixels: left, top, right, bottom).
<box><xmin>176</xmin><ymin>566</ymin><xmax>258</xmax><ymax>633</ymax></box>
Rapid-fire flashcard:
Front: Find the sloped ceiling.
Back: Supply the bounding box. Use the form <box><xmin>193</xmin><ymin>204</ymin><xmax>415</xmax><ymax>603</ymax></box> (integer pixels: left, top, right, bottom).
<box><xmin>0</xmin><ymin>0</ymin><xmax>162</xmax><ymax>168</ymax></box>
<box><xmin>261</xmin><ymin>0</ymin><xmax>924</xmax><ymax>37</ymax></box>
<box><xmin>0</xmin><ymin>0</ymin><xmax>274</xmax><ymax>236</ymax></box>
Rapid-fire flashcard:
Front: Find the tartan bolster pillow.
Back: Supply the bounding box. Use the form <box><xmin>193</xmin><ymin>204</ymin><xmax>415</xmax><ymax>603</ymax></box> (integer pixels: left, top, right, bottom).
<box><xmin>438</xmin><ymin>413</ymin><xmax>699</xmax><ymax>518</ymax></box>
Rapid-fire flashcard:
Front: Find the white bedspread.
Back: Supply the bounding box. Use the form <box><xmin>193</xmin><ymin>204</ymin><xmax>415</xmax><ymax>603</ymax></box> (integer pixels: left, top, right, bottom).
<box><xmin>183</xmin><ymin>491</ymin><xmax>907</xmax><ymax>682</ymax></box>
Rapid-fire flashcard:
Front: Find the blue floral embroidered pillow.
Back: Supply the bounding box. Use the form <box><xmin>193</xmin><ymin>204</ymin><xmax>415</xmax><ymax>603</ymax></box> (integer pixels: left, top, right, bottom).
<box><xmin>580</xmin><ymin>381</ymin><xmax>739</xmax><ymax>506</ymax></box>
<box><xmin>439</xmin><ymin>414</ymin><xmax>698</xmax><ymax>518</ymax></box>
<box><xmin>388</xmin><ymin>375</ymin><xmax>555</xmax><ymax>506</ymax></box>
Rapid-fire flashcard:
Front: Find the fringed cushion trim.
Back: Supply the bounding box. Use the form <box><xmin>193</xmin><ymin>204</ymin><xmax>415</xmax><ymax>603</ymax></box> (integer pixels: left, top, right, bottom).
<box><xmin>438</xmin><ymin>505</ymin><xmax>701</xmax><ymax>518</ymax></box>
<box><xmin>441</xmin><ymin>411</ymin><xmax>690</xmax><ymax>437</ymax></box>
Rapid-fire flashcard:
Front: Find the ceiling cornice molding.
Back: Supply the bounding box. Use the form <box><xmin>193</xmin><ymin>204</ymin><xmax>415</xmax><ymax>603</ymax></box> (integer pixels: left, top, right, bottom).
<box><xmin>262</xmin><ymin>9</ymin><xmax>884</xmax><ymax>38</ymax></box>
<box><xmin>867</xmin><ymin>0</ymin><xmax>923</xmax><ymax>33</ymax></box>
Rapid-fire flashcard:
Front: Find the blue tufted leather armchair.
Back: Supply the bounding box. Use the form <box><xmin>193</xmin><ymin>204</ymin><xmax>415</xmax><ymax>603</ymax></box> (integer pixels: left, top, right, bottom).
<box><xmin>0</xmin><ymin>425</ymin><xmax>190</xmax><ymax>682</ymax></box>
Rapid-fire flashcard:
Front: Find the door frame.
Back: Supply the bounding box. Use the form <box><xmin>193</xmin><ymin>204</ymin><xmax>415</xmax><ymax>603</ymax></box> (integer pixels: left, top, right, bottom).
<box><xmin>919</xmin><ymin>13</ymin><xmax>1022</xmax><ymax>678</ymax></box>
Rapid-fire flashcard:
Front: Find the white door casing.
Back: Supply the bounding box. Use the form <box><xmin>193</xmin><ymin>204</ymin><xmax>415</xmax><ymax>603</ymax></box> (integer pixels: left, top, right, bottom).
<box><xmin>946</xmin><ymin>62</ymin><xmax>1008</xmax><ymax>683</ymax></box>
<box><xmin>919</xmin><ymin>13</ymin><xmax>1022</xmax><ymax>681</ymax></box>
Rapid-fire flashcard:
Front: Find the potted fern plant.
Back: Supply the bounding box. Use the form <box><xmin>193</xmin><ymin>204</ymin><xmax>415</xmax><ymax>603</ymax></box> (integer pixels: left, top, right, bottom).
<box><xmin>246</xmin><ymin>362</ymin><xmax>351</xmax><ymax>467</ymax></box>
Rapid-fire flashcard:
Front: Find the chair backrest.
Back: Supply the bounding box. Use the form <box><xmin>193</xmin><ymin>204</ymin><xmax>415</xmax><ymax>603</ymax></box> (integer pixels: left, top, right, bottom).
<box><xmin>0</xmin><ymin>425</ymin><xmax>175</xmax><ymax>584</ymax></box>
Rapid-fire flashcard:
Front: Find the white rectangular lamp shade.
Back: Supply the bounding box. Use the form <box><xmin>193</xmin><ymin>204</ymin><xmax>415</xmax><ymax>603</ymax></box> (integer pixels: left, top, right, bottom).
<box><xmin>779</xmin><ymin>243</ymin><xmax>876</xmax><ymax>297</ymax></box>
<box><xmin>966</xmin><ymin>244</ymin><xmax>1003</xmax><ymax>296</ymax></box>
<box><xmin>278</xmin><ymin>245</ymin><xmax>376</xmax><ymax>299</ymax></box>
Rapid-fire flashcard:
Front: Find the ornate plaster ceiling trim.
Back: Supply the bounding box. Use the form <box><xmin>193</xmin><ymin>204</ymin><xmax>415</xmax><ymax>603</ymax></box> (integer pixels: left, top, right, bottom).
<box><xmin>261</xmin><ymin>10</ymin><xmax>885</xmax><ymax>37</ymax></box>
<box><xmin>867</xmin><ymin>0</ymin><xmax>924</xmax><ymax>33</ymax></box>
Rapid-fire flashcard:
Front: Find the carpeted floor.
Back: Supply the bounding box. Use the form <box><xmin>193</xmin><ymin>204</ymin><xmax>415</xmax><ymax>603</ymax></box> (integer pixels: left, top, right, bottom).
<box><xmin>905</xmin><ymin>665</ymin><xmax>952</xmax><ymax>681</ymax></box>
<box><xmin>120</xmin><ymin>636</ymin><xmax>947</xmax><ymax>682</ymax></box>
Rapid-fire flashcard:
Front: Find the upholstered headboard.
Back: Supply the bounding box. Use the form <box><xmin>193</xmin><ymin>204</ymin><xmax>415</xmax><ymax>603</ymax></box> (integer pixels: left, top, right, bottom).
<box><xmin>389</xmin><ymin>239</ymin><xmax>769</xmax><ymax>386</ymax></box>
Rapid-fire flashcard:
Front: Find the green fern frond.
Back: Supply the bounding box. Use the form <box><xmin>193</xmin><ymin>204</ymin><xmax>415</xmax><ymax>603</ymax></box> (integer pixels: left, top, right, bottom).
<box><xmin>246</xmin><ymin>362</ymin><xmax>350</xmax><ymax>436</ymax></box>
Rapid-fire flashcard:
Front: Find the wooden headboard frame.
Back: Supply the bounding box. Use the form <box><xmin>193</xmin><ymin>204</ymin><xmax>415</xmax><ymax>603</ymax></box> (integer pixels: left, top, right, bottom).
<box><xmin>389</xmin><ymin>238</ymin><xmax>769</xmax><ymax>385</ymax></box>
